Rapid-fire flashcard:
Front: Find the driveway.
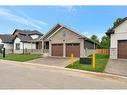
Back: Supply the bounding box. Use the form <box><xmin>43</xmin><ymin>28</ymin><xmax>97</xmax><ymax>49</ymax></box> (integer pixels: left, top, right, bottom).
<box><xmin>105</xmin><ymin>59</ymin><xmax>127</xmax><ymax>76</ymax></box>
<box><xmin>28</xmin><ymin>57</ymin><xmax>78</xmax><ymax>67</ymax></box>
<box><xmin>0</xmin><ymin>60</ymin><xmax>127</xmax><ymax>89</ymax></box>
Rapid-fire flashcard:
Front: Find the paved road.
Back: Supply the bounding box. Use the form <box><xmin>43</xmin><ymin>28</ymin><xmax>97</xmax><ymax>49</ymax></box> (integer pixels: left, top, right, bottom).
<box><xmin>28</xmin><ymin>57</ymin><xmax>78</xmax><ymax>67</ymax></box>
<box><xmin>0</xmin><ymin>60</ymin><xmax>127</xmax><ymax>89</ymax></box>
<box><xmin>105</xmin><ymin>59</ymin><xmax>127</xmax><ymax>76</ymax></box>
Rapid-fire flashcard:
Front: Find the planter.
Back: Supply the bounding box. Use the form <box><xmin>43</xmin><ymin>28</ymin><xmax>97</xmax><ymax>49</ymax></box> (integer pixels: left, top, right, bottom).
<box><xmin>80</xmin><ymin>57</ymin><xmax>92</xmax><ymax>64</ymax></box>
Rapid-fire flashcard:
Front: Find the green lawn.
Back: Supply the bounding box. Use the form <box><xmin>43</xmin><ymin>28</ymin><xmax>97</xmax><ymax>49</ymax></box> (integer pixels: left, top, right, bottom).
<box><xmin>66</xmin><ymin>54</ymin><xmax>109</xmax><ymax>72</ymax></box>
<box><xmin>0</xmin><ymin>54</ymin><xmax>42</xmax><ymax>62</ymax></box>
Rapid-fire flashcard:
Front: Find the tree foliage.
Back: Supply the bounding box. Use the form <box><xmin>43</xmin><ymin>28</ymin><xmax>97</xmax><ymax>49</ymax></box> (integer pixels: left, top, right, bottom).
<box><xmin>90</xmin><ymin>35</ymin><xmax>110</xmax><ymax>49</ymax></box>
<box><xmin>113</xmin><ymin>18</ymin><xmax>123</xmax><ymax>27</ymax></box>
<box><xmin>100</xmin><ymin>35</ymin><xmax>110</xmax><ymax>49</ymax></box>
<box><xmin>91</xmin><ymin>35</ymin><xmax>99</xmax><ymax>43</ymax></box>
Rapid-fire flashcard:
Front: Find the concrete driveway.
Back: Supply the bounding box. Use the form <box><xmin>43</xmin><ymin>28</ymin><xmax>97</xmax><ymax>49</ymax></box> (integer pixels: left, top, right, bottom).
<box><xmin>0</xmin><ymin>60</ymin><xmax>127</xmax><ymax>89</ymax></box>
<box><xmin>105</xmin><ymin>59</ymin><xmax>127</xmax><ymax>76</ymax></box>
<box><xmin>28</xmin><ymin>57</ymin><xmax>78</xmax><ymax>67</ymax></box>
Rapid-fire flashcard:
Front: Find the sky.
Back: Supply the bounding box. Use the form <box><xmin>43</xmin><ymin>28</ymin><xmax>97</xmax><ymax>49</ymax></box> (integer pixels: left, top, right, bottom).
<box><xmin>0</xmin><ymin>6</ymin><xmax>127</xmax><ymax>39</ymax></box>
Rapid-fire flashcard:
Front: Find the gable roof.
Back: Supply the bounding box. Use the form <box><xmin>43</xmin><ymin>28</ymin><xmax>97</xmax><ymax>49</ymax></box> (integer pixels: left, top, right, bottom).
<box><xmin>41</xmin><ymin>23</ymin><xmax>99</xmax><ymax>45</ymax></box>
<box><xmin>106</xmin><ymin>17</ymin><xmax>127</xmax><ymax>36</ymax></box>
<box><xmin>17</xmin><ymin>35</ymin><xmax>33</xmax><ymax>42</ymax></box>
<box><xmin>13</xmin><ymin>29</ymin><xmax>43</xmax><ymax>42</ymax></box>
<box><xmin>13</xmin><ymin>29</ymin><xmax>43</xmax><ymax>35</ymax></box>
<box><xmin>0</xmin><ymin>34</ymin><xmax>13</xmax><ymax>43</ymax></box>
<box><xmin>42</xmin><ymin>24</ymin><xmax>62</xmax><ymax>40</ymax></box>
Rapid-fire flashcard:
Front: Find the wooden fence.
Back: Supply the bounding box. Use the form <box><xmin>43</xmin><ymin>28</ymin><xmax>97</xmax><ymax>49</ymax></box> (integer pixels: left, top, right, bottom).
<box><xmin>96</xmin><ymin>49</ymin><xmax>109</xmax><ymax>54</ymax></box>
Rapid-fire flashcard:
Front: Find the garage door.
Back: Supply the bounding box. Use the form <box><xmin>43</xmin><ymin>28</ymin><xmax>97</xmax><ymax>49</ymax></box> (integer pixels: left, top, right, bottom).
<box><xmin>66</xmin><ymin>43</ymin><xmax>80</xmax><ymax>57</ymax></box>
<box><xmin>118</xmin><ymin>40</ymin><xmax>127</xmax><ymax>59</ymax></box>
<box><xmin>52</xmin><ymin>44</ymin><xmax>63</xmax><ymax>56</ymax></box>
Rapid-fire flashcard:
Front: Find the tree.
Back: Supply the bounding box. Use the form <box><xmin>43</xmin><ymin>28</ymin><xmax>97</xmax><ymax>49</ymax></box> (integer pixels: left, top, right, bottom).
<box><xmin>90</xmin><ymin>35</ymin><xmax>99</xmax><ymax>43</ymax></box>
<box><xmin>100</xmin><ymin>35</ymin><xmax>110</xmax><ymax>49</ymax></box>
<box><xmin>113</xmin><ymin>18</ymin><xmax>123</xmax><ymax>27</ymax></box>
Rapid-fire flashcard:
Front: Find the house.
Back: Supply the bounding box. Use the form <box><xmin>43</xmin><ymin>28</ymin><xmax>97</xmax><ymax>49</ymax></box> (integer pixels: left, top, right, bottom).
<box><xmin>106</xmin><ymin>17</ymin><xmax>127</xmax><ymax>59</ymax></box>
<box><xmin>0</xmin><ymin>34</ymin><xmax>13</xmax><ymax>53</ymax></box>
<box><xmin>41</xmin><ymin>24</ymin><xmax>98</xmax><ymax>57</ymax></box>
<box><xmin>0</xmin><ymin>29</ymin><xmax>43</xmax><ymax>54</ymax></box>
<box><xmin>12</xmin><ymin>29</ymin><xmax>43</xmax><ymax>54</ymax></box>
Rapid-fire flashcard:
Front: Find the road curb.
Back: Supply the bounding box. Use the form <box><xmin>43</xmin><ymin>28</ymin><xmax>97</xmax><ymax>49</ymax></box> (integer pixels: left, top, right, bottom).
<box><xmin>1</xmin><ymin>59</ymin><xmax>127</xmax><ymax>82</ymax></box>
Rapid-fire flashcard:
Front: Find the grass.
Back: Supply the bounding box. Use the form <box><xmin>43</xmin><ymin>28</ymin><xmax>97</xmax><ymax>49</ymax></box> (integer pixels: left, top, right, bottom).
<box><xmin>66</xmin><ymin>53</ymin><xmax>109</xmax><ymax>72</ymax></box>
<box><xmin>0</xmin><ymin>54</ymin><xmax>42</xmax><ymax>62</ymax></box>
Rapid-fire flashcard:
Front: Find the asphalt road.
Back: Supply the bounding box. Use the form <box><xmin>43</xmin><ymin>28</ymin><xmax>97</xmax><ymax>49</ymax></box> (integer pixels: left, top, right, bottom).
<box><xmin>0</xmin><ymin>60</ymin><xmax>127</xmax><ymax>89</ymax></box>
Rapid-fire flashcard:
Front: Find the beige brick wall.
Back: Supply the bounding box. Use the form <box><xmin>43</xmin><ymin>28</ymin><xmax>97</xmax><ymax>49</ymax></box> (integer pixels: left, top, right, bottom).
<box><xmin>47</xmin><ymin>27</ymin><xmax>85</xmax><ymax>57</ymax></box>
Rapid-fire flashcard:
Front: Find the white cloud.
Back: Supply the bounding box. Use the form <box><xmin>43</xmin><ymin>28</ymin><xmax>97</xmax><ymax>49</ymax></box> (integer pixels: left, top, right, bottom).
<box><xmin>0</xmin><ymin>8</ymin><xmax>47</xmax><ymax>30</ymax></box>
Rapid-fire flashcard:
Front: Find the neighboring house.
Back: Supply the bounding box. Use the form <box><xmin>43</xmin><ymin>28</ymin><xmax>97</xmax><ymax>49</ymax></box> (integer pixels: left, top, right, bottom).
<box><xmin>12</xmin><ymin>29</ymin><xmax>43</xmax><ymax>54</ymax></box>
<box><xmin>0</xmin><ymin>34</ymin><xmax>13</xmax><ymax>53</ymax></box>
<box><xmin>106</xmin><ymin>17</ymin><xmax>127</xmax><ymax>59</ymax></box>
<box><xmin>41</xmin><ymin>24</ymin><xmax>98</xmax><ymax>57</ymax></box>
<box><xmin>0</xmin><ymin>29</ymin><xmax>43</xmax><ymax>54</ymax></box>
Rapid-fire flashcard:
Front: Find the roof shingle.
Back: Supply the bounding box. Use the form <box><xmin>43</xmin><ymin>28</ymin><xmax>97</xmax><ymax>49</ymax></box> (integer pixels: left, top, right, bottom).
<box><xmin>0</xmin><ymin>34</ymin><xmax>13</xmax><ymax>43</ymax></box>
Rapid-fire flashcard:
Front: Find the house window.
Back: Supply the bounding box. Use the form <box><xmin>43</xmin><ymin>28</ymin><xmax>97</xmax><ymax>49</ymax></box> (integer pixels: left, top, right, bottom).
<box><xmin>16</xmin><ymin>43</ymin><xmax>20</xmax><ymax>50</ymax></box>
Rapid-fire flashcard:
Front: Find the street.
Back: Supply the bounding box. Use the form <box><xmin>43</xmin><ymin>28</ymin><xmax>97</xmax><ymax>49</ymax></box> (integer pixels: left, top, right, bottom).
<box><xmin>0</xmin><ymin>60</ymin><xmax>127</xmax><ymax>89</ymax></box>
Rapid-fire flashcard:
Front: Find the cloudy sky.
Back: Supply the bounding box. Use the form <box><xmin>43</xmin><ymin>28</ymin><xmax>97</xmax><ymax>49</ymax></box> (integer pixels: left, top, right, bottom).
<box><xmin>0</xmin><ymin>6</ymin><xmax>127</xmax><ymax>38</ymax></box>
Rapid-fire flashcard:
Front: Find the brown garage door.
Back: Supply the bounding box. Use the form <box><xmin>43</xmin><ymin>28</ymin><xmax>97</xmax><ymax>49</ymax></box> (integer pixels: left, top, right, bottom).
<box><xmin>52</xmin><ymin>44</ymin><xmax>63</xmax><ymax>56</ymax></box>
<box><xmin>66</xmin><ymin>43</ymin><xmax>80</xmax><ymax>57</ymax></box>
<box><xmin>118</xmin><ymin>40</ymin><xmax>127</xmax><ymax>59</ymax></box>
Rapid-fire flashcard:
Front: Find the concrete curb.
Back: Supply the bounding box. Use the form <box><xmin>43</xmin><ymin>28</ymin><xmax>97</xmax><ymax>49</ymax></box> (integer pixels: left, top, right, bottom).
<box><xmin>1</xmin><ymin>59</ymin><xmax>127</xmax><ymax>82</ymax></box>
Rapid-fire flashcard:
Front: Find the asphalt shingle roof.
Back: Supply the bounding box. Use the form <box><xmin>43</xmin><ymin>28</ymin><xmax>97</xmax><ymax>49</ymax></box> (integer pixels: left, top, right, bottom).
<box><xmin>0</xmin><ymin>34</ymin><xmax>13</xmax><ymax>43</ymax></box>
<box><xmin>0</xmin><ymin>29</ymin><xmax>43</xmax><ymax>43</ymax></box>
<box><xmin>13</xmin><ymin>29</ymin><xmax>42</xmax><ymax>35</ymax></box>
<box><xmin>13</xmin><ymin>29</ymin><xmax>43</xmax><ymax>42</ymax></box>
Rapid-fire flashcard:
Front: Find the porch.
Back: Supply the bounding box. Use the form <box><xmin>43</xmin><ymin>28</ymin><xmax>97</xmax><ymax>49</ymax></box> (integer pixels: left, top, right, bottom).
<box><xmin>43</xmin><ymin>41</ymin><xmax>50</xmax><ymax>56</ymax></box>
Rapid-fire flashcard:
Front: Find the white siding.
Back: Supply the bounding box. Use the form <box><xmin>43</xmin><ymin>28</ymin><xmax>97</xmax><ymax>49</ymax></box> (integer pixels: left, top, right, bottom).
<box><xmin>4</xmin><ymin>43</ymin><xmax>13</xmax><ymax>54</ymax></box>
<box><xmin>14</xmin><ymin>37</ymin><xmax>36</xmax><ymax>54</ymax></box>
<box><xmin>4</xmin><ymin>43</ymin><xmax>13</xmax><ymax>49</ymax></box>
<box><xmin>0</xmin><ymin>38</ymin><xmax>13</xmax><ymax>54</ymax></box>
<box><xmin>14</xmin><ymin>37</ymin><xmax>23</xmax><ymax>53</ymax></box>
<box><xmin>24</xmin><ymin>43</ymin><xmax>36</xmax><ymax>49</ymax></box>
<box><xmin>110</xmin><ymin>20</ymin><xmax>127</xmax><ymax>59</ymax></box>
